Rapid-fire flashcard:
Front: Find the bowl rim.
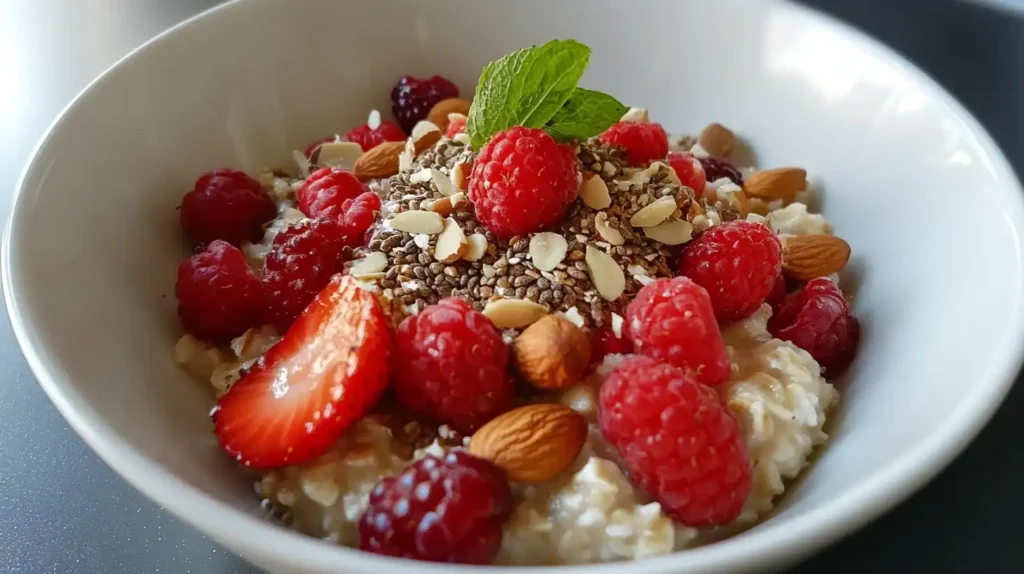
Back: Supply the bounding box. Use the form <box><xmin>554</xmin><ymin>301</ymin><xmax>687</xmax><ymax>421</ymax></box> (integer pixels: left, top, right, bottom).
<box><xmin>4</xmin><ymin>0</ymin><xmax>1024</xmax><ymax>572</ymax></box>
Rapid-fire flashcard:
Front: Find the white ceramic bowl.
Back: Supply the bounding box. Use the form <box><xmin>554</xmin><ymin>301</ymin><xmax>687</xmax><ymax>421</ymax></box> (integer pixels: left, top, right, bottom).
<box><xmin>5</xmin><ymin>0</ymin><xmax>1024</xmax><ymax>572</ymax></box>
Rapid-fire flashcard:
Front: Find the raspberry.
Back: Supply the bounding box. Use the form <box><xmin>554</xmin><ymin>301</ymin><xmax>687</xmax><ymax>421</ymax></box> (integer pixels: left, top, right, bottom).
<box><xmin>359</xmin><ymin>451</ymin><xmax>512</xmax><ymax>564</ymax></box>
<box><xmin>445</xmin><ymin>117</ymin><xmax>466</xmax><ymax>138</ymax></box>
<box><xmin>345</xmin><ymin>120</ymin><xmax>406</xmax><ymax>152</ymax></box>
<box><xmin>390</xmin><ymin>75</ymin><xmax>460</xmax><ymax>134</ymax></box>
<box><xmin>768</xmin><ymin>278</ymin><xmax>860</xmax><ymax>374</ymax></box>
<box><xmin>766</xmin><ymin>273</ymin><xmax>788</xmax><ymax>313</ymax></box>
<box><xmin>321</xmin><ymin>191</ymin><xmax>382</xmax><ymax>247</ymax></box>
<box><xmin>175</xmin><ymin>241</ymin><xmax>263</xmax><ymax>340</ymax></box>
<box><xmin>591</xmin><ymin>326</ymin><xmax>632</xmax><ymax>366</ymax></box>
<box><xmin>626</xmin><ymin>277</ymin><xmax>731</xmax><ymax>386</ymax></box>
<box><xmin>304</xmin><ymin>135</ymin><xmax>341</xmax><ymax>160</ymax></box>
<box><xmin>599</xmin><ymin>355</ymin><xmax>752</xmax><ymax>526</ymax></box>
<box><xmin>468</xmin><ymin>127</ymin><xmax>579</xmax><ymax>239</ymax></box>
<box><xmin>698</xmin><ymin>156</ymin><xmax>744</xmax><ymax>186</ymax></box>
<box><xmin>261</xmin><ymin>217</ymin><xmax>348</xmax><ymax>331</ymax></box>
<box><xmin>667</xmin><ymin>152</ymin><xmax>707</xmax><ymax>197</ymax></box>
<box><xmin>599</xmin><ymin>122</ymin><xmax>669</xmax><ymax>166</ymax></box>
<box><xmin>179</xmin><ymin>169</ymin><xmax>276</xmax><ymax>246</ymax></box>
<box><xmin>393</xmin><ymin>298</ymin><xmax>513</xmax><ymax>432</ymax></box>
<box><xmin>296</xmin><ymin>167</ymin><xmax>368</xmax><ymax>219</ymax></box>
<box><xmin>678</xmin><ymin>221</ymin><xmax>782</xmax><ymax>322</ymax></box>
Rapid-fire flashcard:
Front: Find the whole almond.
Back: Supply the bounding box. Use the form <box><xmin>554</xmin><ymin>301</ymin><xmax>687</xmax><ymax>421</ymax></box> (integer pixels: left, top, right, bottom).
<box><xmin>585</xmin><ymin>245</ymin><xmax>626</xmax><ymax>301</ymax></box>
<box><xmin>744</xmin><ymin>167</ymin><xmax>807</xmax><ymax>202</ymax></box>
<box><xmin>434</xmin><ymin>217</ymin><xmax>468</xmax><ymax>263</ymax></box>
<box><xmin>513</xmin><ymin>314</ymin><xmax>592</xmax><ymax>390</ymax></box>
<box><xmin>353</xmin><ymin>141</ymin><xmax>405</xmax><ymax>181</ymax></box>
<box><xmin>469</xmin><ymin>404</ymin><xmax>587</xmax><ymax>483</ymax></box>
<box><xmin>483</xmin><ymin>298</ymin><xmax>549</xmax><ymax>329</ymax></box>
<box><xmin>698</xmin><ymin>123</ymin><xmax>736</xmax><ymax>157</ymax></box>
<box><xmin>782</xmin><ymin>234</ymin><xmax>851</xmax><ymax>280</ymax></box>
<box><xmin>427</xmin><ymin>97</ymin><xmax>472</xmax><ymax>132</ymax></box>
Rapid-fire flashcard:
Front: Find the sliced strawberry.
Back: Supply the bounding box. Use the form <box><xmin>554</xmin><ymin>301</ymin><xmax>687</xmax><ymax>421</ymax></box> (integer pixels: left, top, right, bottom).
<box><xmin>213</xmin><ymin>275</ymin><xmax>391</xmax><ymax>469</ymax></box>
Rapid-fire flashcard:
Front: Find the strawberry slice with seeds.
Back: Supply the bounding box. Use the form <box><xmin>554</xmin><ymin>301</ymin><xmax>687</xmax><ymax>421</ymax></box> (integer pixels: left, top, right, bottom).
<box><xmin>213</xmin><ymin>275</ymin><xmax>391</xmax><ymax>469</ymax></box>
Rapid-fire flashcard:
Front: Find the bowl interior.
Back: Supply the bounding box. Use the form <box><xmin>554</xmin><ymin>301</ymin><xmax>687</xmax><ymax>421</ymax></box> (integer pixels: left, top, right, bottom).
<box><xmin>5</xmin><ymin>0</ymin><xmax>1024</xmax><ymax>572</ymax></box>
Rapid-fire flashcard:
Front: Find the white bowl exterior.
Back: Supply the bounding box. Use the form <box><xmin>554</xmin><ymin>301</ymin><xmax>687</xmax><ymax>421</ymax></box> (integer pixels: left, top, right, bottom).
<box><xmin>5</xmin><ymin>0</ymin><xmax>1024</xmax><ymax>573</ymax></box>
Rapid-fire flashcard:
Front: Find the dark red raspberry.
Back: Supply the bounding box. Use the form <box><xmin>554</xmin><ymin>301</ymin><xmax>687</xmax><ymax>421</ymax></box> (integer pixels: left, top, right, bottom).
<box><xmin>296</xmin><ymin>167</ymin><xmax>368</xmax><ymax>219</ymax></box>
<box><xmin>626</xmin><ymin>277</ymin><xmax>731</xmax><ymax>386</ymax></box>
<box><xmin>359</xmin><ymin>451</ymin><xmax>512</xmax><ymax>564</ymax></box>
<box><xmin>260</xmin><ymin>217</ymin><xmax>347</xmax><ymax>331</ymax></box>
<box><xmin>390</xmin><ymin>75</ymin><xmax>460</xmax><ymax>134</ymax></box>
<box><xmin>599</xmin><ymin>355</ymin><xmax>752</xmax><ymax>526</ymax></box>
<box><xmin>766</xmin><ymin>272</ymin><xmax>788</xmax><ymax>313</ymax></box>
<box><xmin>698</xmin><ymin>156</ymin><xmax>744</xmax><ymax>186</ymax></box>
<box><xmin>768</xmin><ymin>278</ymin><xmax>860</xmax><ymax>374</ymax></box>
<box><xmin>468</xmin><ymin>126</ymin><xmax>579</xmax><ymax>239</ymax></box>
<box><xmin>591</xmin><ymin>326</ymin><xmax>632</xmax><ymax>366</ymax></box>
<box><xmin>393</xmin><ymin>298</ymin><xmax>513</xmax><ymax>432</ymax></box>
<box><xmin>667</xmin><ymin>152</ymin><xmax>707</xmax><ymax>197</ymax></box>
<box><xmin>679</xmin><ymin>221</ymin><xmax>783</xmax><ymax>322</ymax></box>
<box><xmin>179</xmin><ymin>169</ymin><xmax>276</xmax><ymax>246</ymax></box>
<box><xmin>599</xmin><ymin>122</ymin><xmax>669</xmax><ymax>166</ymax></box>
<box><xmin>176</xmin><ymin>240</ymin><xmax>263</xmax><ymax>340</ymax></box>
<box><xmin>304</xmin><ymin>135</ymin><xmax>341</xmax><ymax>160</ymax></box>
<box><xmin>320</xmin><ymin>191</ymin><xmax>382</xmax><ymax>247</ymax></box>
<box><xmin>345</xmin><ymin>120</ymin><xmax>406</xmax><ymax>152</ymax></box>
<box><xmin>445</xmin><ymin>117</ymin><xmax>466</xmax><ymax>138</ymax></box>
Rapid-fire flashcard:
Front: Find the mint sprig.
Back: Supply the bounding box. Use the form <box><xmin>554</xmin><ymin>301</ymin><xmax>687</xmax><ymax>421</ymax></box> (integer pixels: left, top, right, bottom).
<box><xmin>466</xmin><ymin>40</ymin><xmax>626</xmax><ymax>149</ymax></box>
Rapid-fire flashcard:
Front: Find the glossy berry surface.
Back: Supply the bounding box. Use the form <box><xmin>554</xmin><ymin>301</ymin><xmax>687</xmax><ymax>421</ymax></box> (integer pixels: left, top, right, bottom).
<box><xmin>599</xmin><ymin>122</ymin><xmax>669</xmax><ymax>166</ymax></box>
<box><xmin>768</xmin><ymin>278</ymin><xmax>859</xmax><ymax>374</ymax></box>
<box><xmin>180</xmin><ymin>168</ymin><xmax>275</xmax><ymax>245</ymax></box>
<box><xmin>175</xmin><ymin>240</ymin><xmax>263</xmax><ymax>341</ymax></box>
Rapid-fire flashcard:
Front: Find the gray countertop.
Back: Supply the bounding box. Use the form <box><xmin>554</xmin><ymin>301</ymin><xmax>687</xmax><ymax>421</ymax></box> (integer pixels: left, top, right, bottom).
<box><xmin>1</xmin><ymin>1</ymin><xmax>1021</xmax><ymax>572</ymax></box>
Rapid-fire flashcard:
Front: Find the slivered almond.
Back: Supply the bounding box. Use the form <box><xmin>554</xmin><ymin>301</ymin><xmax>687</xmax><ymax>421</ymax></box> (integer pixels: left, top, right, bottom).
<box><xmin>698</xmin><ymin>123</ymin><xmax>736</xmax><ymax>157</ymax></box>
<box><xmin>434</xmin><ymin>217</ymin><xmax>468</xmax><ymax>263</ymax></box>
<box><xmin>451</xmin><ymin>161</ymin><xmax>472</xmax><ymax>191</ymax></box>
<box><xmin>350</xmin><ymin>252</ymin><xmax>387</xmax><ymax>276</ymax></box>
<box><xmin>579</xmin><ymin>173</ymin><xmax>611</xmax><ymax>209</ymax></box>
<box><xmin>483</xmin><ymin>298</ymin><xmax>550</xmax><ymax>329</ymax></box>
<box><xmin>782</xmin><ymin>234</ymin><xmax>851</xmax><ymax>280</ymax></box>
<box><xmin>585</xmin><ymin>246</ymin><xmax>625</xmax><ymax>301</ymax></box>
<box><xmin>620</xmin><ymin>107</ymin><xmax>649</xmax><ymax>123</ymax></box>
<box><xmin>353</xmin><ymin>141</ymin><xmax>404</xmax><ymax>181</ymax></box>
<box><xmin>643</xmin><ymin>219</ymin><xmax>694</xmax><ymax>245</ymax></box>
<box><xmin>426</xmin><ymin>98</ymin><xmax>472</xmax><ymax>132</ymax></box>
<box><xmin>629</xmin><ymin>196</ymin><xmax>677</xmax><ymax>228</ymax></box>
<box><xmin>410</xmin><ymin>168</ymin><xmax>434</xmax><ymax>184</ymax></box>
<box><xmin>388</xmin><ymin>210</ymin><xmax>444</xmax><ymax>234</ymax></box>
<box><xmin>449</xmin><ymin>191</ymin><xmax>467</xmax><ymax>210</ymax></box>
<box><xmin>744</xmin><ymin>168</ymin><xmax>807</xmax><ymax>202</ymax></box>
<box><xmin>594</xmin><ymin>212</ymin><xmax>624</xmax><ymax>246</ymax></box>
<box><xmin>314</xmin><ymin>141</ymin><xmax>363</xmax><ymax>170</ymax></box>
<box><xmin>464</xmin><ymin>233</ymin><xmax>488</xmax><ymax>261</ymax></box>
<box><xmin>529</xmin><ymin>232</ymin><xmax>568</xmax><ymax>272</ymax></box>
<box><xmin>430</xmin><ymin>168</ymin><xmax>455</xmax><ymax>196</ymax></box>
<box><xmin>469</xmin><ymin>404</ymin><xmax>587</xmax><ymax>483</ymax></box>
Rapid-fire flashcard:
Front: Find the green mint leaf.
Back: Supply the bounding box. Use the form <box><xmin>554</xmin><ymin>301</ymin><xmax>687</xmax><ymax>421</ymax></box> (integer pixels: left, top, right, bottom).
<box><xmin>467</xmin><ymin>39</ymin><xmax>591</xmax><ymax>149</ymax></box>
<box><xmin>543</xmin><ymin>88</ymin><xmax>628</xmax><ymax>141</ymax></box>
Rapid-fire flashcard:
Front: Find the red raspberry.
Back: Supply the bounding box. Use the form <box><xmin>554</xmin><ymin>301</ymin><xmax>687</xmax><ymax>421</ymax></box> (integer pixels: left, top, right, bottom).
<box><xmin>599</xmin><ymin>355</ymin><xmax>752</xmax><ymax>526</ymax></box>
<box><xmin>445</xmin><ymin>117</ymin><xmax>466</xmax><ymax>138</ymax></box>
<box><xmin>768</xmin><ymin>278</ymin><xmax>860</xmax><ymax>374</ymax></box>
<box><xmin>393</xmin><ymin>298</ymin><xmax>513</xmax><ymax>432</ymax></box>
<box><xmin>698</xmin><ymin>156</ymin><xmax>744</xmax><ymax>186</ymax></box>
<box><xmin>345</xmin><ymin>120</ymin><xmax>406</xmax><ymax>152</ymax></box>
<box><xmin>261</xmin><ymin>217</ymin><xmax>347</xmax><ymax>331</ymax></box>
<box><xmin>599</xmin><ymin>122</ymin><xmax>669</xmax><ymax>166</ymax></box>
<box><xmin>175</xmin><ymin>240</ymin><xmax>263</xmax><ymax>340</ymax></box>
<box><xmin>591</xmin><ymin>326</ymin><xmax>632</xmax><ymax>366</ymax></box>
<box><xmin>296</xmin><ymin>167</ymin><xmax>368</xmax><ymax>219</ymax></box>
<box><xmin>359</xmin><ymin>451</ymin><xmax>512</xmax><ymax>564</ymax></box>
<box><xmin>390</xmin><ymin>75</ymin><xmax>460</xmax><ymax>134</ymax></box>
<box><xmin>667</xmin><ymin>152</ymin><xmax>707</xmax><ymax>197</ymax></box>
<box><xmin>626</xmin><ymin>277</ymin><xmax>731</xmax><ymax>386</ymax></box>
<box><xmin>766</xmin><ymin>273</ymin><xmax>788</xmax><ymax>313</ymax></box>
<box><xmin>179</xmin><ymin>169</ymin><xmax>276</xmax><ymax>246</ymax></box>
<box><xmin>320</xmin><ymin>191</ymin><xmax>382</xmax><ymax>247</ymax></box>
<box><xmin>468</xmin><ymin>126</ymin><xmax>579</xmax><ymax>239</ymax></box>
<box><xmin>679</xmin><ymin>221</ymin><xmax>782</xmax><ymax>322</ymax></box>
<box><xmin>304</xmin><ymin>135</ymin><xmax>341</xmax><ymax>160</ymax></box>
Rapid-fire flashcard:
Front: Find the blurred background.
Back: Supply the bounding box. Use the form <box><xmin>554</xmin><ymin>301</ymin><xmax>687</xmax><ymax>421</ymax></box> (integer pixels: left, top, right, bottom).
<box><xmin>0</xmin><ymin>0</ymin><xmax>1021</xmax><ymax>572</ymax></box>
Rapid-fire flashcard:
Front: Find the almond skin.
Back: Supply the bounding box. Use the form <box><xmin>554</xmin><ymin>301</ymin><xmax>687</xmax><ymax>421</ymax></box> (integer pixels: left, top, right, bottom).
<box><xmin>412</xmin><ymin>129</ymin><xmax>442</xmax><ymax>155</ymax></box>
<box><xmin>782</xmin><ymin>234</ymin><xmax>851</xmax><ymax>280</ymax></box>
<box><xmin>353</xmin><ymin>141</ymin><xmax>405</xmax><ymax>181</ymax></box>
<box><xmin>469</xmin><ymin>404</ymin><xmax>587</xmax><ymax>483</ymax></box>
<box><xmin>513</xmin><ymin>314</ymin><xmax>592</xmax><ymax>390</ymax></box>
<box><xmin>427</xmin><ymin>97</ymin><xmax>472</xmax><ymax>132</ymax></box>
<box><xmin>743</xmin><ymin>167</ymin><xmax>807</xmax><ymax>202</ymax></box>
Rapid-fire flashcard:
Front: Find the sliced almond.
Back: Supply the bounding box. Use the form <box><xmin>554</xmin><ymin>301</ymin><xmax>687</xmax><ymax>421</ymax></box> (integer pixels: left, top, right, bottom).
<box><xmin>430</xmin><ymin>168</ymin><xmax>455</xmax><ymax>196</ymax></box>
<box><xmin>716</xmin><ymin>181</ymin><xmax>750</xmax><ymax>218</ymax></box>
<box><xmin>686</xmin><ymin>200</ymin><xmax>706</xmax><ymax>222</ymax></box>
<box><xmin>782</xmin><ymin>234</ymin><xmax>851</xmax><ymax>281</ymax></box>
<box><xmin>423</xmin><ymin>197</ymin><xmax>455</xmax><ymax>217</ymax></box>
<box><xmin>434</xmin><ymin>217</ymin><xmax>468</xmax><ymax>263</ymax></box>
<box><xmin>698</xmin><ymin>123</ymin><xmax>736</xmax><ymax>158</ymax></box>
<box><xmin>453</xmin><ymin>132</ymin><xmax>472</xmax><ymax>146</ymax></box>
<box><xmin>388</xmin><ymin>210</ymin><xmax>444</xmax><ymax>234</ymax></box>
<box><xmin>413</xmin><ymin>233</ymin><xmax>431</xmax><ymax>250</ymax></box>
<box><xmin>643</xmin><ymin>219</ymin><xmax>694</xmax><ymax>245</ymax></box>
<box><xmin>292</xmin><ymin>149</ymin><xmax>311</xmax><ymax>178</ymax></box>
<box><xmin>529</xmin><ymin>232</ymin><xmax>569</xmax><ymax>272</ymax></box>
<box><xmin>350</xmin><ymin>252</ymin><xmax>388</xmax><ymax>276</ymax></box>
<box><xmin>483</xmin><ymin>298</ymin><xmax>550</xmax><ymax>329</ymax></box>
<box><xmin>451</xmin><ymin>161</ymin><xmax>472</xmax><ymax>191</ymax></box>
<box><xmin>585</xmin><ymin>245</ymin><xmax>626</xmax><ymax>301</ymax></box>
<box><xmin>594</xmin><ymin>212</ymin><xmax>624</xmax><ymax>246</ymax></box>
<box><xmin>629</xmin><ymin>196</ymin><xmax>678</xmax><ymax>228</ymax></box>
<box><xmin>620</xmin><ymin>107</ymin><xmax>649</xmax><ymax>123</ymax></box>
<box><xmin>464</xmin><ymin>233</ymin><xmax>488</xmax><ymax>261</ymax></box>
<box><xmin>559</xmin><ymin>306</ymin><xmax>585</xmax><ymax>329</ymax></box>
<box><xmin>426</xmin><ymin>97</ymin><xmax>472</xmax><ymax>132</ymax></box>
<box><xmin>314</xmin><ymin>141</ymin><xmax>364</xmax><ymax>170</ymax></box>
<box><xmin>449</xmin><ymin>191</ymin><xmax>467</xmax><ymax>210</ymax></box>
<box><xmin>579</xmin><ymin>173</ymin><xmax>611</xmax><ymax>210</ymax></box>
<box><xmin>744</xmin><ymin>167</ymin><xmax>807</xmax><ymax>202</ymax></box>
<box><xmin>353</xmin><ymin>141</ymin><xmax>405</xmax><ymax>181</ymax></box>
<box><xmin>610</xmin><ymin>313</ymin><xmax>624</xmax><ymax>339</ymax></box>
<box><xmin>410</xmin><ymin>168</ymin><xmax>434</xmax><ymax>184</ymax></box>
<box><xmin>398</xmin><ymin>149</ymin><xmax>413</xmax><ymax>172</ymax></box>
<box><xmin>411</xmin><ymin>120</ymin><xmax>441</xmax><ymax>139</ymax></box>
